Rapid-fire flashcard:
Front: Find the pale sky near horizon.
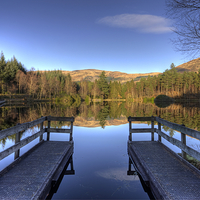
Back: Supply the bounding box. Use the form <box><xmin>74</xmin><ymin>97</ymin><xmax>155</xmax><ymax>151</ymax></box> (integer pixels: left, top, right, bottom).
<box><xmin>0</xmin><ymin>0</ymin><xmax>194</xmax><ymax>74</ymax></box>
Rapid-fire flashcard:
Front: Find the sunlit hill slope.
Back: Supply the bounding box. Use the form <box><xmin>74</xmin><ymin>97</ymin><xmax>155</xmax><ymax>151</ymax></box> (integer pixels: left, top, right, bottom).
<box><xmin>61</xmin><ymin>69</ymin><xmax>160</xmax><ymax>83</ymax></box>
<box><xmin>41</xmin><ymin>57</ymin><xmax>200</xmax><ymax>82</ymax></box>
<box><xmin>176</xmin><ymin>57</ymin><xmax>200</xmax><ymax>73</ymax></box>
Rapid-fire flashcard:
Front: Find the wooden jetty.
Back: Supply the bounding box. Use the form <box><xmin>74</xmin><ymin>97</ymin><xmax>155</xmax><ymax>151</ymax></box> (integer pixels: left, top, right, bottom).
<box><xmin>128</xmin><ymin>116</ymin><xmax>200</xmax><ymax>200</ymax></box>
<box><xmin>0</xmin><ymin>116</ymin><xmax>74</xmax><ymax>200</ymax></box>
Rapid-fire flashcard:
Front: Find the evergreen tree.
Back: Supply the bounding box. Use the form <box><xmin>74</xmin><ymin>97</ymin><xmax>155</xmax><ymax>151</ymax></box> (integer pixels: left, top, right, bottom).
<box><xmin>0</xmin><ymin>53</ymin><xmax>7</xmax><ymax>93</ymax></box>
<box><xmin>98</xmin><ymin>71</ymin><xmax>109</xmax><ymax>99</ymax></box>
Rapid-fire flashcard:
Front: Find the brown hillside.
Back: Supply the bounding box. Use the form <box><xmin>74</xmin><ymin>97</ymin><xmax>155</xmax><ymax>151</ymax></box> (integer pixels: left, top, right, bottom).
<box><xmin>61</xmin><ymin>69</ymin><xmax>160</xmax><ymax>83</ymax></box>
<box><xmin>176</xmin><ymin>57</ymin><xmax>200</xmax><ymax>73</ymax></box>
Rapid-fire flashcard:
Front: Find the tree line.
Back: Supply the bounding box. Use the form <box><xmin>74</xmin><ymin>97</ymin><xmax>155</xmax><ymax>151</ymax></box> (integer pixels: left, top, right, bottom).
<box><xmin>1</xmin><ymin>52</ymin><xmax>200</xmax><ymax>102</ymax></box>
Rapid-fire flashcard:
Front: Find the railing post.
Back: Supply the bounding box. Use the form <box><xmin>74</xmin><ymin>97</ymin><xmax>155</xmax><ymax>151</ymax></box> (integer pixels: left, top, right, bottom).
<box><xmin>128</xmin><ymin>117</ymin><xmax>132</xmax><ymax>141</ymax></box>
<box><xmin>40</xmin><ymin>116</ymin><xmax>43</xmax><ymax>142</ymax></box>
<box><xmin>70</xmin><ymin>120</ymin><xmax>73</xmax><ymax>141</ymax></box>
<box><xmin>151</xmin><ymin>116</ymin><xmax>154</xmax><ymax>141</ymax></box>
<box><xmin>181</xmin><ymin>124</ymin><xmax>186</xmax><ymax>159</ymax></box>
<box><xmin>70</xmin><ymin>155</ymin><xmax>74</xmax><ymax>171</ymax></box>
<box><xmin>128</xmin><ymin>157</ymin><xmax>132</xmax><ymax>173</ymax></box>
<box><xmin>47</xmin><ymin>116</ymin><xmax>50</xmax><ymax>141</ymax></box>
<box><xmin>158</xmin><ymin>121</ymin><xmax>161</xmax><ymax>143</ymax></box>
<box><xmin>14</xmin><ymin>123</ymin><xmax>21</xmax><ymax>159</ymax></box>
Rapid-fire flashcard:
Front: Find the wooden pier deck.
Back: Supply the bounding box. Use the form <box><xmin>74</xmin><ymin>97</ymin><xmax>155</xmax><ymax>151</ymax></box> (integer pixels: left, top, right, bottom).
<box><xmin>128</xmin><ymin>116</ymin><xmax>200</xmax><ymax>200</ymax></box>
<box><xmin>128</xmin><ymin>141</ymin><xmax>200</xmax><ymax>200</ymax></box>
<box><xmin>0</xmin><ymin>141</ymin><xmax>73</xmax><ymax>199</ymax></box>
<box><xmin>0</xmin><ymin>116</ymin><xmax>74</xmax><ymax>200</ymax></box>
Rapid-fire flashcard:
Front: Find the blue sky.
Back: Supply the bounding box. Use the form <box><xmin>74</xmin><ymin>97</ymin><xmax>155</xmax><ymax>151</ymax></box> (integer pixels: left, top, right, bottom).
<box><xmin>0</xmin><ymin>0</ymin><xmax>191</xmax><ymax>74</ymax></box>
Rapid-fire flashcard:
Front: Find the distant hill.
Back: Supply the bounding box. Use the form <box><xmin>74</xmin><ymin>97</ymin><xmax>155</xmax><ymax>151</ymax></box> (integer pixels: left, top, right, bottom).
<box><xmin>176</xmin><ymin>57</ymin><xmax>200</xmax><ymax>73</ymax></box>
<box><xmin>40</xmin><ymin>57</ymin><xmax>200</xmax><ymax>83</ymax></box>
<box><xmin>61</xmin><ymin>69</ymin><xmax>160</xmax><ymax>83</ymax></box>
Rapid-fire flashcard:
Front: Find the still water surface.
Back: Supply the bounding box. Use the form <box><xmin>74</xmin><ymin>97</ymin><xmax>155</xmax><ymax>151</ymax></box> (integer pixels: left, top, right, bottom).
<box><xmin>1</xmin><ymin>102</ymin><xmax>200</xmax><ymax>199</ymax></box>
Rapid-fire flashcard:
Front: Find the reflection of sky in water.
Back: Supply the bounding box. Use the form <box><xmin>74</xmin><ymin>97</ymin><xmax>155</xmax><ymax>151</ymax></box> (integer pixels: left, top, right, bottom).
<box><xmin>96</xmin><ymin>167</ymin><xmax>139</xmax><ymax>181</ymax></box>
<box><xmin>52</xmin><ymin>124</ymin><xmax>150</xmax><ymax>199</ymax></box>
<box><xmin>1</xmin><ymin>122</ymin><xmax>200</xmax><ymax>199</ymax></box>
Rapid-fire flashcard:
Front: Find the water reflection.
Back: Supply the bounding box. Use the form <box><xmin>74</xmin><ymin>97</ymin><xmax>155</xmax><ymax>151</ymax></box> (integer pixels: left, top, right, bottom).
<box><xmin>1</xmin><ymin>101</ymin><xmax>200</xmax><ymax>130</ymax></box>
<box><xmin>1</xmin><ymin>101</ymin><xmax>200</xmax><ymax>199</ymax></box>
<box><xmin>127</xmin><ymin>158</ymin><xmax>155</xmax><ymax>200</ymax></box>
<box><xmin>47</xmin><ymin>155</ymin><xmax>75</xmax><ymax>199</ymax></box>
<box><xmin>1</xmin><ymin>101</ymin><xmax>200</xmax><ymax>150</ymax></box>
<box><xmin>96</xmin><ymin>167</ymin><xmax>139</xmax><ymax>181</ymax></box>
<box><xmin>50</xmin><ymin>124</ymin><xmax>151</xmax><ymax>199</ymax></box>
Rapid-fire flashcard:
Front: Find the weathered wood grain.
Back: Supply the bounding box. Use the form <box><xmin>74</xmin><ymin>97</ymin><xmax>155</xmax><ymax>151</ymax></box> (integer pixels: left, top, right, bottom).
<box><xmin>156</xmin><ymin>129</ymin><xmax>200</xmax><ymax>161</ymax></box>
<box><xmin>130</xmin><ymin>128</ymin><xmax>156</xmax><ymax>133</ymax></box>
<box><xmin>128</xmin><ymin>116</ymin><xmax>152</xmax><ymax>121</ymax></box>
<box><xmin>128</xmin><ymin>141</ymin><xmax>200</xmax><ymax>199</ymax></box>
<box><xmin>47</xmin><ymin>116</ymin><xmax>74</xmax><ymax>122</ymax></box>
<box><xmin>156</xmin><ymin>116</ymin><xmax>200</xmax><ymax>140</ymax></box>
<box><xmin>0</xmin><ymin>129</ymin><xmax>45</xmax><ymax>160</ymax></box>
<box><xmin>0</xmin><ymin>141</ymin><xmax>74</xmax><ymax>200</ymax></box>
<box><xmin>151</xmin><ymin>119</ymin><xmax>154</xmax><ymax>141</ymax></box>
<box><xmin>46</xmin><ymin>128</ymin><xmax>71</xmax><ymax>133</ymax></box>
<box><xmin>0</xmin><ymin>116</ymin><xmax>46</xmax><ymax>140</ymax></box>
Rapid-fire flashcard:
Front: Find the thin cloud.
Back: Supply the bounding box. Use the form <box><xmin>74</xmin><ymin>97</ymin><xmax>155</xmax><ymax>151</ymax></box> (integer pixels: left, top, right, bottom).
<box><xmin>95</xmin><ymin>168</ymin><xmax>139</xmax><ymax>181</ymax></box>
<box><xmin>97</xmin><ymin>14</ymin><xmax>174</xmax><ymax>33</ymax></box>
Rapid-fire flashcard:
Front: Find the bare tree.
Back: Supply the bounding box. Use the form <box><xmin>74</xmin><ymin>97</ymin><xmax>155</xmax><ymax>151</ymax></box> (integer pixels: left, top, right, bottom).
<box><xmin>166</xmin><ymin>0</ymin><xmax>200</xmax><ymax>56</ymax></box>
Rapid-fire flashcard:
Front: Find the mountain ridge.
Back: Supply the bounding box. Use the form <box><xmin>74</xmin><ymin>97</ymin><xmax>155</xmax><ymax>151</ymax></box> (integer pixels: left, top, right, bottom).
<box><xmin>40</xmin><ymin>57</ymin><xmax>200</xmax><ymax>82</ymax></box>
<box><xmin>61</xmin><ymin>69</ymin><xmax>160</xmax><ymax>83</ymax></box>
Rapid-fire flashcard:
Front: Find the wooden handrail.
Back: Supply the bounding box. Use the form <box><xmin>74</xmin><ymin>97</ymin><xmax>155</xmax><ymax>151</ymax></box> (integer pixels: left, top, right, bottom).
<box><xmin>0</xmin><ymin>116</ymin><xmax>74</xmax><ymax>161</ymax></box>
<box><xmin>0</xmin><ymin>116</ymin><xmax>47</xmax><ymax>140</ymax></box>
<box><xmin>128</xmin><ymin>116</ymin><xmax>200</xmax><ymax>161</ymax></box>
<box><xmin>47</xmin><ymin>116</ymin><xmax>74</xmax><ymax>122</ymax></box>
<box><xmin>156</xmin><ymin>117</ymin><xmax>200</xmax><ymax>140</ymax></box>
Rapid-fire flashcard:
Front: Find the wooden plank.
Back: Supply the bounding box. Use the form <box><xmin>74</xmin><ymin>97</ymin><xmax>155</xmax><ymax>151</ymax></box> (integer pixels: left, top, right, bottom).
<box><xmin>40</xmin><ymin>120</ymin><xmax>43</xmax><ymax>142</ymax></box>
<box><xmin>128</xmin><ymin>142</ymin><xmax>169</xmax><ymax>200</ymax></box>
<box><xmin>27</xmin><ymin>116</ymin><xmax>47</xmax><ymax>129</ymax></box>
<box><xmin>14</xmin><ymin>132</ymin><xmax>20</xmax><ymax>159</ymax></box>
<box><xmin>51</xmin><ymin>149</ymin><xmax>74</xmax><ymax>186</ymax></box>
<box><xmin>70</xmin><ymin>121</ymin><xmax>73</xmax><ymax>141</ymax></box>
<box><xmin>156</xmin><ymin>129</ymin><xmax>200</xmax><ymax>161</ymax></box>
<box><xmin>0</xmin><ymin>141</ymin><xmax>73</xmax><ymax>200</ymax></box>
<box><xmin>34</xmin><ymin>142</ymin><xmax>73</xmax><ymax>199</ymax></box>
<box><xmin>0</xmin><ymin>123</ymin><xmax>28</xmax><ymax>140</ymax></box>
<box><xmin>47</xmin><ymin>120</ymin><xmax>50</xmax><ymax>141</ymax></box>
<box><xmin>47</xmin><ymin>116</ymin><xmax>74</xmax><ymax>122</ymax></box>
<box><xmin>130</xmin><ymin>128</ymin><xmax>156</xmax><ymax>133</ymax></box>
<box><xmin>129</xmin><ymin>121</ymin><xmax>132</xmax><ymax>141</ymax></box>
<box><xmin>128</xmin><ymin>141</ymin><xmax>200</xmax><ymax>199</ymax></box>
<box><xmin>0</xmin><ymin>129</ymin><xmax>45</xmax><ymax>160</ymax></box>
<box><xmin>181</xmin><ymin>124</ymin><xmax>187</xmax><ymax>159</ymax></box>
<box><xmin>151</xmin><ymin>119</ymin><xmax>154</xmax><ymax>141</ymax></box>
<box><xmin>46</xmin><ymin>128</ymin><xmax>71</xmax><ymax>133</ymax></box>
<box><xmin>0</xmin><ymin>116</ymin><xmax>46</xmax><ymax>140</ymax></box>
<box><xmin>0</xmin><ymin>141</ymin><xmax>45</xmax><ymax>178</ymax></box>
<box><xmin>156</xmin><ymin>117</ymin><xmax>200</xmax><ymax>140</ymax></box>
<box><xmin>128</xmin><ymin>116</ymin><xmax>152</xmax><ymax>121</ymax></box>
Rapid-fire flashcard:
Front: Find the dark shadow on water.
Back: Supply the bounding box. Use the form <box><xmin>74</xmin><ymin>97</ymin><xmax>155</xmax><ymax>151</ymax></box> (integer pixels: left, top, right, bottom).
<box><xmin>46</xmin><ymin>155</ymin><xmax>75</xmax><ymax>199</ymax></box>
<box><xmin>154</xmin><ymin>100</ymin><xmax>173</xmax><ymax>108</ymax></box>
<box><xmin>127</xmin><ymin>158</ymin><xmax>155</xmax><ymax>200</ymax></box>
<box><xmin>154</xmin><ymin>95</ymin><xmax>174</xmax><ymax>108</ymax></box>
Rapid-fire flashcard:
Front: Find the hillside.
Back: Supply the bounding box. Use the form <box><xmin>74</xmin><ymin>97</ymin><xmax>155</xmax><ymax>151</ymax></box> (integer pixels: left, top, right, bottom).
<box><xmin>176</xmin><ymin>57</ymin><xmax>200</xmax><ymax>73</ymax></box>
<box><xmin>61</xmin><ymin>69</ymin><xmax>160</xmax><ymax>83</ymax></box>
<box><xmin>40</xmin><ymin>57</ymin><xmax>200</xmax><ymax>83</ymax></box>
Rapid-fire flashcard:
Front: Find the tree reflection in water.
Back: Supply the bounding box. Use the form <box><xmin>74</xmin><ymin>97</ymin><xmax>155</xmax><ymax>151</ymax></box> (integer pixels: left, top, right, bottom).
<box><xmin>1</xmin><ymin>101</ymin><xmax>200</xmax><ymax>146</ymax></box>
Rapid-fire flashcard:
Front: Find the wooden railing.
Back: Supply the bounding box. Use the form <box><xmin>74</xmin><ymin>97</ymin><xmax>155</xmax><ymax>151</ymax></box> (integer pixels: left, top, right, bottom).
<box><xmin>0</xmin><ymin>116</ymin><xmax>74</xmax><ymax>161</ymax></box>
<box><xmin>128</xmin><ymin>116</ymin><xmax>200</xmax><ymax>161</ymax></box>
